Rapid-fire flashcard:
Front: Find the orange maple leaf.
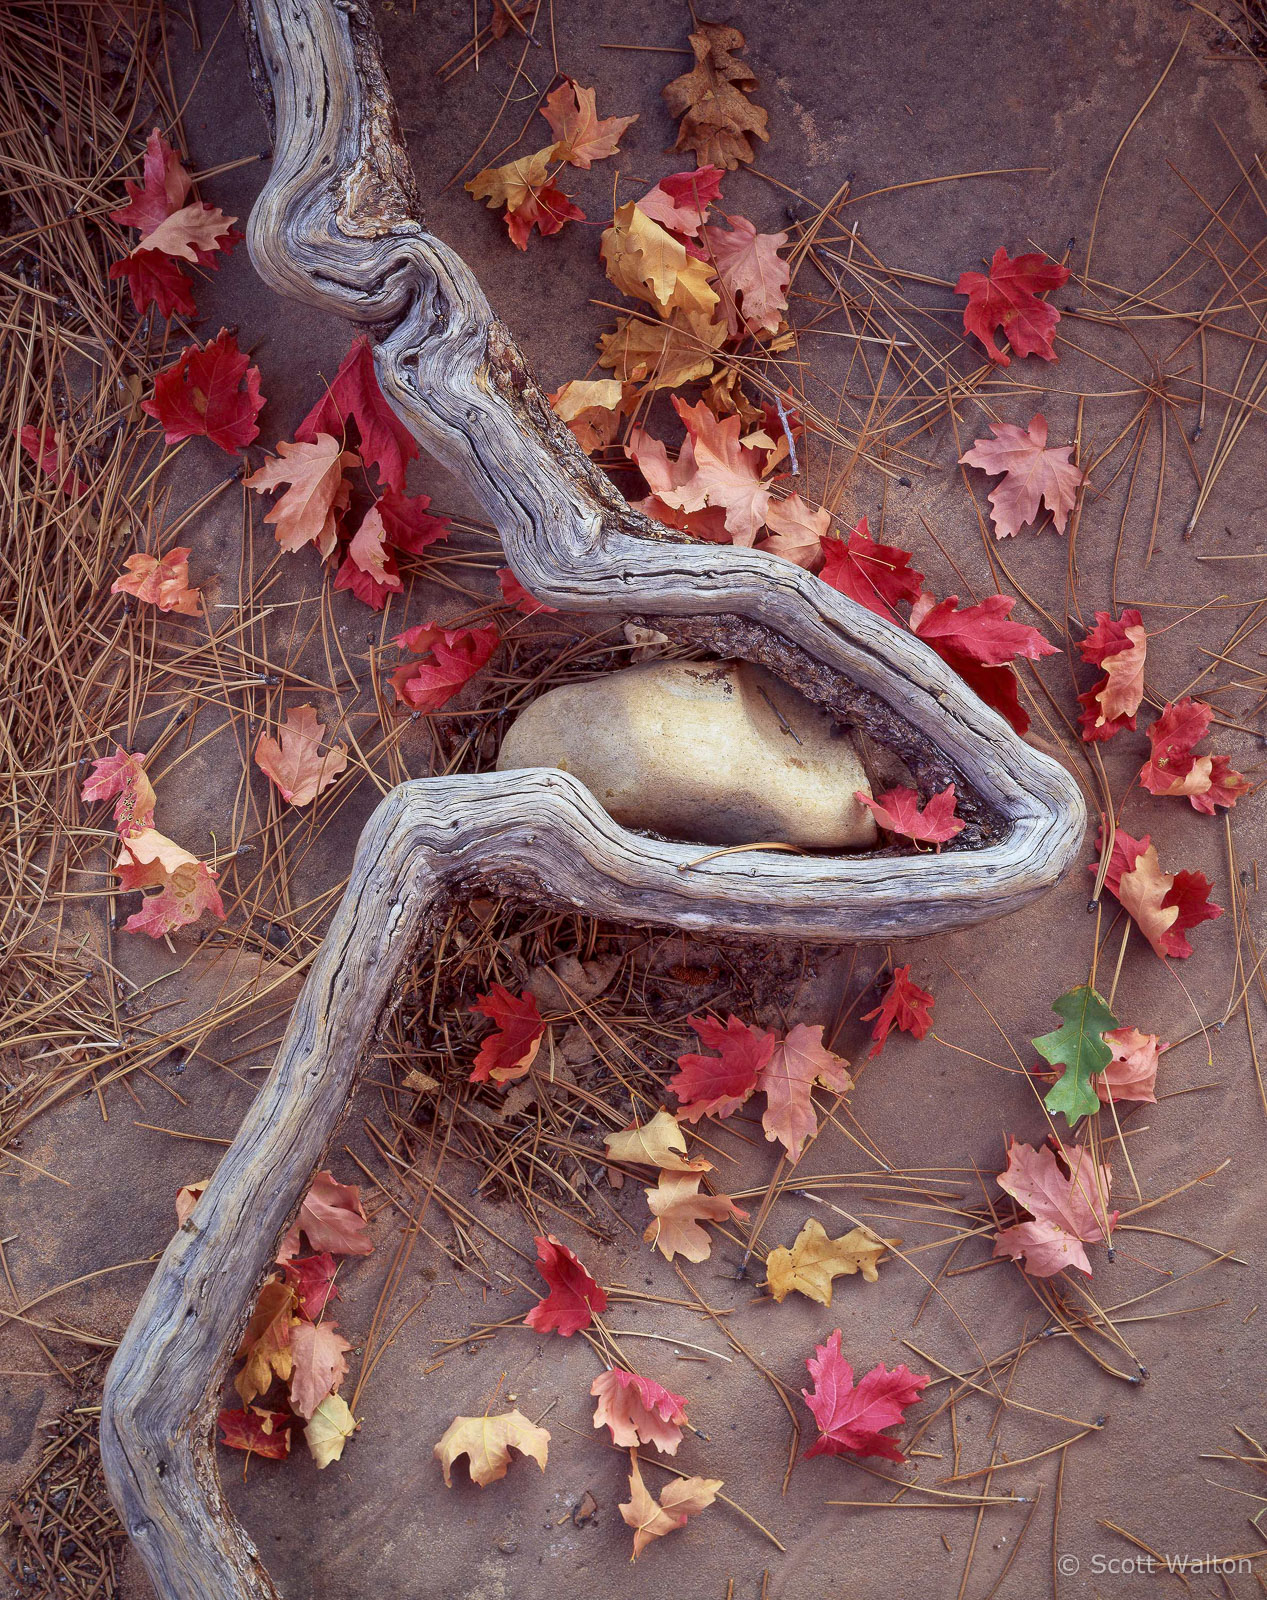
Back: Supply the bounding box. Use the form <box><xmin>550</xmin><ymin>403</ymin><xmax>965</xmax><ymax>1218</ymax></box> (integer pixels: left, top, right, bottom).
<box><xmin>757</xmin><ymin>1023</ymin><xmax>852</xmax><ymax>1163</ymax></box>
<box><xmin>111</xmin><ymin>547</ymin><xmax>201</xmax><ymax>615</ymax></box>
<box><xmin>245</xmin><ymin>434</ymin><xmax>359</xmax><ymax>555</ymax></box>
<box><xmin>619</xmin><ymin>1452</ymin><xmax>721</xmax><ymax>1559</ymax></box>
<box><xmin>642</xmin><ymin>1172</ymin><xmax>748</xmax><ymax>1262</ymax></box>
<box><xmin>254</xmin><ymin>705</ymin><xmax>348</xmax><ymax>807</ymax></box>
<box><xmin>542</xmin><ymin>79</ymin><xmax>637</xmax><ymax>169</ymax></box>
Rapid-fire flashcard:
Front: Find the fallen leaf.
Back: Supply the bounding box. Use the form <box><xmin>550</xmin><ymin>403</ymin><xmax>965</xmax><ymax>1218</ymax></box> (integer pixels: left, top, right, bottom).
<box><xmin>855</xmin><ymin>784</ymin><xmax>964</xmax><ymax>850</ymax></box>
<box><xmin>993</xmin><ymin>1137</ymin><xmax>1117</xmax><ymax>1277</ymax></box>
<box><xmin>466</xmin><ymin>146</ymin><xmax>585</xmax><ymax>250</ymax></box>
<box><xmin>390</xmin><ymin>621</ymin><xmax>500</xmax><ymax>713</ymax></box>
<box><xmin>802</xmin><ymin>1329</ymin><xmax>928</xmax><ymax>1462</ymax></box>
<box><xmin>592</xmin><ymin>1369</ymin><xmax>689</xmax><ymax>1454</ymax></box>
<box><xmin>218</xmin><ymin>1406</ymin><xmax>291</xmax><ymax>1460</ymax></box>
<box><xmin>766</xmin><ymin>1218</ymin><xmax>896</xmax><ymax>1305</ymax></box>
<box><xmin>1046</xmin><ymin>1024</ymin><xmax>1166</xmax><ymax>1108</ymax></box>
<box><xmin>549</xmin><ymin>377</ymin><xmax>633</xmax><ymax>455</ymax></box>
<box><xmin>373</xmin><ymin>486</ymin><xmax>450</xmax><ymax>554</ymax></box>
<box><xmin>294</xmin><ymin>337</ymin><xmax>418</xmax><ymax>492</ymax></box>
<box><xmin>668</xmin><ymin>1012</ymin><xmax>775</xmax><ymax>1121</ymax></box>
<box><xmin>1077</xmin><ymin>609</ymin><xmax>1147</xmax><ymax>741</ymax></box>
<box><xmin>1098</xmin><ymin>827</ymin><xmax>1223</xmax><ymax>960</ymax></box>
<box><xmin>959</xmin><ymin>413</ymin><xmax>1084</xmax><ymax>539</ymax></box>
<box><xmin>288</xmin><ymin>1319</ymin><xmax>351</xmax><ymax>1420</ymax></box>
<box><xmin>1139</xmin><ymin>698</ymin><xmax>1249</xmax><ymax>813</ymax></box>
<box><xmin>861</xmin><ymin>966</ymin><xmax>934</xmax><ymax>1057</ymax></box>
<box><xmin>124</xmin><ymin>859</ymin><xmax>224</xmax><ymax>938</ymax></box>
<box><xmin>619</xmin><ymin>1453</ymin><xmax>721</xmax><ymax>1559</ymax></box>
<box><xmin>818</xmin><ymin>516</ymin><xmax>924</xmax><ymax>619</ymax></box>
<box><xmin>109</xmin><ymin>249</ymin><xmax>196</xmax><ymax>319</ymax></box>
<box><xmin>638</xmin><ymin>165</ymin><xmax>725</xmax><ymax>237</ymax></box>
<box><xmin>434</xmin><ymin>1409</ymin><xmax>551</xmax><ymax>1487</ymax></box>
<box><xmin>498</xmin><ymin>567</ymin><xmax>558</xmax><ymax>615</ymax></box>
<box><xmin>281</xmin><ymin>1253</ymin><xmax>340</xmax><ymax>1321</ymax></box>
<box><xmin>601</xmin><ymin>202</ymin><xmax>720</xmax><ymax>320</ymax></box>
<box><xmin>542</xmin><ymin>79</ymin><xmax>637</xmax><ymax>168</ymax></box>
<box><xmin>638</xmin><ymin>396</ymin><xmax>771</xmax><ymax>544</ymax></box>
<box><xmin>911</xmin><ymin>590</ymin><xmax>1058</xmax><ymax>736</ymax></box>
<box><xmin>18</xmin><ymin>426</ymin><xmax>87</xmax><ymax>497</ymax></box>
<box><xmin>642</xmin><ymin>1171</ymin><xmax>748</xmax><ymax>1262</ymax></box>
<box><xmin>604</xmin><ymin>1109</ymin><xmax>713</xmax><ymax>1173</ymax></box>
<box><xmin>305</xmin><ymin>1394</ymin><xmax>357</xmax><ymax>1469</ymax></box>
<box><xmin>1032</xmin><ymin>985</ymin><xmax>1119</xmax><ymax>1126</ymax></box>
<box><xmin>700</xmin><ymin>212</ymin><xmax>789</xmax><ymax>335</ymax></box>
<box><xmin>113</xmin><ymin>826</ymin><xmax>198</xmax><ymax>890</ymax></box>
<box><xmin>469</xmin><ymin>983</ymin><xmax>546</xmax><ymax>1084</ymax></box>
<box><xmin>174</xmin><ymin>1180</ymin><xmax>207</xmax><ymax>1229</ymax></box>
<box><xmin>109</xmin><ymin>129</ymin><xmax>192</xmax><ymax>237</ymax></box>
<box><xmin>757</xmin><ymin>1023</ymin><xmax>852</xmax><ymax>1163</ymax></box>
<box><xmin>111</xmin><ymin>547</ymin><xmax>201</xmax><ymax>615</ymax></box>
<box><xmin>597</xmin><ymin>308</ymin><xmax>726</xmax><ymax>388</ymax></box>
<box><xmin>524</xmin><ymin>1234</ymin><xmax>608</xmax><ymax>1336</ymax></box>
<box><xmin>142</xmin><ymin>329</ymin><xmax>265</xmax><ymax>453</ymax></box>
<box><xmin>662</xmin><ymin>20</ymin><xmax>769</xmax><ymax>171</ymax></box>
<box><xmin>234</xmin><ymin>1277</ymin><xmax>296</xmax><ymax>1405</ymax></box>
<box><xmin>955</xmin><ymin>246</ymin><xmax>1070</xmax><ymax>365</ymax></box>
<box><xmin>254</xmin><ymin>704</ymin><xmax>348</xmax><ymax>807</ymax></box>
<box><xmin>140</xmin><ymin>201</ymin><xmax>238</xmax><ymax>263</ymax></box>
<box><xmin>245</xmin><ymin>434</ymin><xmax>358</xmax><ymax>555</ymax></box>
<box><xmin>81</xmin><ymin>748</ymin><xmax>155</xmax><ymax>836</ymax></box>
<box><xmin>759</xmin><ymin>493</ymin><xmax>829</xmax><ymax>568</ymax></box>
<box><xmin>278</xmin><ymin>1170</ymin><xmax>373</xmax><ymax>1260</ymax></box>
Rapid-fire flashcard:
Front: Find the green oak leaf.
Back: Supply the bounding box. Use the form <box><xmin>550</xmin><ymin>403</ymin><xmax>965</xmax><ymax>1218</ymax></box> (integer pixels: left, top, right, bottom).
<box><xmin>1034</xmin><ymin>985</ymin><xmax>1119</xmax><ymax>1125</ymax></box>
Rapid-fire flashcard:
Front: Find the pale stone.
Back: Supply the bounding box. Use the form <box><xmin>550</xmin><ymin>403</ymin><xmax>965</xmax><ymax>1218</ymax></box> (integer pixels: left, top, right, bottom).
<box><xmin>496</xmin><ymin>660</ymin><xmax>878</xmax><ymax>849</ymax></box>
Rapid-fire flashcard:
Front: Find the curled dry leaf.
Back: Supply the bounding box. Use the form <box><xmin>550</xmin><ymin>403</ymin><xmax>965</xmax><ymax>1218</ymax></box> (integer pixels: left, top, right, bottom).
<box><xmin>549</xmin><ymin>377</ymin><xmax>633</xmax><ymax>455</ymax></box>
<box><xmin>766</xmin><ymin>1217</ymin><xmax>897</xmax><ymax>1305</ymax></box>
<box><xmin>142</xmin><ymin>329</ymin><xmax>265</xmax><ymax>453</ymax></box>
<box><xmin>278</xmin><ymin>1170</ymin><xmax>373</xmax><ymax>1260</ymax></box>
<box><xmin>601</xmin><ymin>202</ymin><xmax>720</xmax><ymax>321</ymax></box>
<box><xmin>855</xmin><ymin>784</ymin><xmax>964</xmax><ymax>850</ymax></box>
<box><xmin>468</xmin><ymin>983</ymin><xmax>546</xmax><ymax>1084</ymax></box>
<box><xmin>254</xmin><ymin>704</ymin><xmax>348</xmax><ymax>807</ymax></box>
<box><xmin>541</xmin><ymin>79</ymin><xmax>637</xmax><ymax>169</ymax></box>
<box><xmin>619</xmin><ymin>1452</ymin><xmax>722</xmax><ymax>1560</ymax></box>
<box><xmin>955</xmin><ymin>246</ymin><xmax>1070</xmax><ymax>365</ymax></box>
<box><xmin>993</xmin><ymin>1137</ymin><xmax>1117</xmax><ymax>1278</ymax></box>
<box><xmin>959</xmin><ymin>413</ymin><xmax>1084</xmax><ymax>539</ymax></box>
<box><xmin>605</xmin><ymin>1109</ymin><xmax>712</xmax><ymax>1173</ymax></box>
<box><xmin>597</xmin><ymin>308</ymin><xmax>726</xmax><ymax>389</ymax></box>
<box><xmin>305</xmin><ymin>1394</ymin><xmax>357</xmax><ymax>1469</ymax></box>
<box><xmin>862</xmin><ymin>966</ymin><xmax>934</xmax><ymax>1058</ymax></box>
<box><xmin>112</xmin><ymin>547</ymin><xmax>201</xmax><ymax>615</ymax></box>
<box><xmin>642</xmin><ymin>1171</ymin><xmax>748</xmax><ymax>1263</ymax></box>
<box><xmin>81</xmin><ymin>748</ymin><xmax>155</xmax><ymax>836</ymax></box>
<box><xmin>434</xmin><ymin>1409</ymin><xmax>550</xmax><ymax>1487</ymax></box>
<box><xmin>1139</xmin><ymin>699</ymin><xmax>1249</xmax><ymax>813</ymax></box>
<box><xmin>217</xmin><ymin>1406</ymin><xmax>291</xmax><ymax>1461</ymax></box>
<box><xmin>245</xmin><ymin>434</ymin><xmax>358</xmax><ymax>556</ymax></box>
<box><xmin>233</xmin><ymin>1277</ymin><xmax>295</xmax><ymax>1406</ymax></box>
<box><xmin>524</xmin><ymin>1234</ymin><xmax>608</xmax><ymax>1336</ymax></box>
<box><xmin>802</xmin><ymin>1330</ymin><xmax>929</xmax><ymax>1462</ymax></box>
<box><xmin>1098</xmin><ymin>826</ymin><xmax>1222</xmax><ymax>960</ymax></box>
<box><xmin>662</xmin><ymin>20</ymin><xmax>769</xmax><ymax>170</ymax></box>
<box><xmin>591</xmin><ymin>1368</ymin><xmax>689</xmax><ymax>1454</ymax></box>
<box><xmin>1078</xmin><ymin>609</ymin><xmax>1147</xmax><ymax>741</ymax></box>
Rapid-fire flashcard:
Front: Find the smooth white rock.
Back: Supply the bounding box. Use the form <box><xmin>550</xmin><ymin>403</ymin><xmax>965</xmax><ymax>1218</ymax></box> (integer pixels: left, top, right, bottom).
<box><xmin>496</xmin><ymin>659</ymin><xmax>878</xmax><ymax>849</ymax></box>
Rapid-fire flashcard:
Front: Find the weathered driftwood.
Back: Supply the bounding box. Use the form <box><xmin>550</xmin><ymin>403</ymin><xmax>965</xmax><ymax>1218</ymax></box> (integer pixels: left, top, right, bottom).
<box><xmin>99</xmin><ymin>4</ymin><xmax>1087</xmax><ymax>1597</ymax></box>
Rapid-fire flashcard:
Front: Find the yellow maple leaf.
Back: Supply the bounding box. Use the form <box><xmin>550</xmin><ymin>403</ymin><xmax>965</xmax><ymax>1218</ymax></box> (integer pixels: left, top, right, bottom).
<box><xmin>764</xmin><ymin>1217</ymin><xmax>898</xmax><ymax>1306</ymax></box>
<box><xmin>434</xmin><ymin>1409</ymin><xmax>550</xmax><ymax>1487</ymax></box>
<box><xmin>597</xmin><ymin>310</ymin><xmax>725</xmax><ymax>389</ymax></box>
<box><xmin>619</xmin><ymin>1453</ymin><xmax>722</xmax><ymax>1560</ymax></box>
<box><xmin>305</xmin><ymin>1393</ymin><xmax>357</xmax><ymax>1469</ymax></box>
<box><xmin>605</xmin><ymin>1109</ymin><xmax>712</xmax><ymax>1173</ymax></box>
<box><xmin>601</xmin><ymin>202</ymin><xmax>719</xmax><ymax>319</ymax></box>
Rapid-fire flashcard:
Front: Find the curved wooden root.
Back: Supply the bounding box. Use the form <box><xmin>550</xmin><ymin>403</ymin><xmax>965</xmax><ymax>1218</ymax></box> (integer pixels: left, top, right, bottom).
<box><xmin>100</xmin><ymin>6</ymin><xmax>1088</xmax><ymax>1598</ymax></box>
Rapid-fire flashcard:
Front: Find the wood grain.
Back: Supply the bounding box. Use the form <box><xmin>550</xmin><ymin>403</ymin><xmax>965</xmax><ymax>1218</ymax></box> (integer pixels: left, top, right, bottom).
<box><xmin>99</xmin><ymin>4</ymin><xmax>1087</xmax><ymax>1597</ymax></box>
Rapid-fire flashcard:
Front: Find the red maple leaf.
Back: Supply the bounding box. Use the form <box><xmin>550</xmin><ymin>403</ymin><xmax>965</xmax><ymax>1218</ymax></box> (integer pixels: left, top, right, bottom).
<box><xmin>80</xmin><ymin>747</ymin><xmax>155</xmax><ymax>835</ymax></box>
<box><xmin>855</xmin><ymin>784</ymin><xmax>964</xmax><ymax>849</ymax></box>
<box><xmin>295</xmin><ymin>337</ymin><xmax>419</xmax><ymax>493</ymax></box>
<box><xmin>124</xmin><ymin>860</ymin><xmax>224</xmax><ymax>938</ymax></box>
<box><xmin>375</xmin><ymin>487</ymin><xmax>450</xmax><ymax>554</ymax></box>
<box><xmin>1095</xmin><ymin>826</ymin><xmax>1223</xmax><ymax>960</ymax></box>
<box><xmin>668</xmin><ymin>1013</ymin><xmax>776</xmax><ymax>1122</ymax></box>
<box><xmin>523</xmin><ymin>1234</ymin><xmax>608</xmax><ymax>1336</ymax></box>
<box><xmin>109</xmin><ymin>129</ymin><xmax>191</xmax><ymax>236</ymax></box>
<box><xmin>281</xmin><ymin>1253</ymin><xmax>340</xmax><ymax>1321</ymax></box>
<box><xmin>469</xmin><ymin>983</ymin><xmax>546</xmax><ymax>1084</ymax></box>
<box><xmin>498</xmin><ymin>567</ymin><xmax>558</xmax><ymax>615</ymax></box>
<box><xmin>911</xmin><ymin>591</ymin><xmax>1057</xmax><ymax>736</ymax></box>
<box><xmin>142</xmin><ymin>329</ymin><xmax>265</xmax><ymax>453</ymax></box>
<box><xmin>19</xmin><ymin>426</ymin><xmax>86</xmax><ymax>497</ymax></box>
<box><xmin>817</xmin><ymin>516</ymin><xmax>924</xmax><ymax>619</ymax></box>
<box><xmin>861</xmin><ymin>966</ymin><xmax>934</xmax><ymax>1058</ymax></box>
<box><xmin>217</xmin><ymin>1406</ymin><xmax>292</xmax><ymax>1460</ymax></box>
<box><xmin>638</xmin><ymin>164</ymin><xmax>725</xmax><ymax>239</ymax></box>
<box><xmin>333</xmin><ymin>551</ymin><xmax>402</xmax><ymax>610</ymax></box>
<box><xmin>1077</xmin><ymin>609</ymin><xmax>1147</xmax><ymax>741</ymax></box>
<box><xmin>802</xmin><ymin>1329</ymin><xmax>928</xmax><ymax>1462</ymax></box>
<box><xmin>1139</xmin><ymin>699</ymin><xmax>1250</xmax><ymax>814</ymax></box>
<box><xmin>955</xmin><ymin>246</ymin><xmax>1070</xmax><ymax>366</ymax></box>
<box><xmin>109</xmin><ymin>249</ymin><xmax>196</xmax><ymax>319</ymax></box>
<box><xmin>389</xmin><ymin>621</ymin><xmax>500</xmax><ymax>713</ymax></box>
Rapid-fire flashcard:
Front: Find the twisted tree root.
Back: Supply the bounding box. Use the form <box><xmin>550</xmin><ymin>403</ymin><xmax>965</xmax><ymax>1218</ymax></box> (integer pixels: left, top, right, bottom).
<box><xmin>99</xmin><ymin>5</ymin><xmax>1086</xmax><ymax>1596</ymax></box>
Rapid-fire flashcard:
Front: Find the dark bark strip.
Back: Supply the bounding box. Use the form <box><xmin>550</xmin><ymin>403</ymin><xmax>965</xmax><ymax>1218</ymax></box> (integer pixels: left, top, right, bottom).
<box><xmin>99</xmin><ymin>5</ymin><xmax>1086</xmax><ymax>1597</ymax></box>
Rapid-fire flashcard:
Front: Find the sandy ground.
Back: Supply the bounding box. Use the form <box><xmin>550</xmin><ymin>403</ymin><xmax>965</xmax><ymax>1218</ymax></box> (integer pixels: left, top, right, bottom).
<box><xmin>5</xmin><ymin>2</ymin><xmax>1267</xmax><ymax>1598</ymax></box>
